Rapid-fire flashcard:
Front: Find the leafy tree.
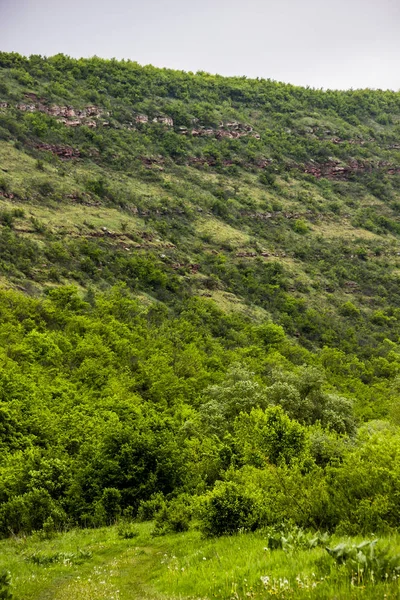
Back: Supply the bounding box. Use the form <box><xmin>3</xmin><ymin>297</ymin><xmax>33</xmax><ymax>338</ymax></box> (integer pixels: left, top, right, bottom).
<box><xmin>234</xmin><ymin>406</ymin><xmax>308</xmax><ymax>467</ymax></box>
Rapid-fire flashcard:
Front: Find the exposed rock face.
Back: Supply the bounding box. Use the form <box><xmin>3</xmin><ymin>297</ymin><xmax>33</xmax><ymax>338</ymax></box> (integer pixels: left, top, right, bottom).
<box><xmin>14</xmin><ymin>100</ymin><xmax>108</xmax><ymax>128</ymax></box>
<box><xmin>171</xmin><ymin>263</ymin><xmax>200</xmax><ymax>273</ymax></box>
<box><xmin>300</xmin><ymin>125</ymin><xmax>372</xmax><ymax>146</ymax></box>
<box><xmin>235</xmin><ymin>250</ymin><xmax>286</xmax><ymax>258</ymax></box>
<box><xmin>255</xmin><ymin>158</ymin><xmax>273</xmax><ymax>168</ymax></box>
<box><xmin>66</xmin><ymin>193</ymin><xmax>100</xmax><ymax>206</ymax></box>
<box><xmin>8</xmin><ymin>101</ymin><xmax>261</xmax><ymax>140</ymax></box>
<box><xmin>187</xmin><ymin>157</ymin><xmax>235</xmax><ymax>167</ymax></box>
<box><xmin>240</xmin><ymin>210</ymin><xmax>318</xmax><ymax>221</ymax></box>
<box><xmin>62</xmin><ymin>119</ymin><xmax>81</xmax><ymax>127</ymax></box>
<box><xmin>134</xmin><ymin>114</ymin><xmax>149</xmax><ymax>124</ymax></box>
<box><xmin>34</xmin><ymin>142</ymin><xmax>81</xmax><ymax>159</ymax></box>
<box><xmin>0</xmin><ymin>191</ymin><xmax>16</xmax><ymax>199</ymax></box>
<box><xmin>17</xmin><ymin>103</ymin><xmax>36</xmax><ymax>112</ymax></box>
<box><xmin>180</xmin><ymin>121</ymin><xmax>260</xmax><ymax>140</ymax></box>
<box><xmin>303</xmin><ymin>159</ymin><xmax>400</xmax><ymax>180</ymax></box>
<box><xmin>140</xmin><ymin>155</ymin><xmax>165</xmax><ymax>170</ymax></box>
<box><xmin>152</xmin><ymin>115</ymin><xmax>174</xmax><ymax>126</ymax></box>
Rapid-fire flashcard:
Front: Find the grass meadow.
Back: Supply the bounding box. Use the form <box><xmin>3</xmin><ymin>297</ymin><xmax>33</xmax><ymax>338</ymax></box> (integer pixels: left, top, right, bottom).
<box><xmin>1</xmin><ymin>523</ymin><xmax>400</xmax><ymax>599</ymax></box>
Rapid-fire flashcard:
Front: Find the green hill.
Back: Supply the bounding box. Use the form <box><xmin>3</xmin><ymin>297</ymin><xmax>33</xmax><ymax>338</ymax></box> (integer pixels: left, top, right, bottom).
<box><xmin>2</xmin><ymin>52</ymin><xmax>400</xmax><ymax>576</ymax></box>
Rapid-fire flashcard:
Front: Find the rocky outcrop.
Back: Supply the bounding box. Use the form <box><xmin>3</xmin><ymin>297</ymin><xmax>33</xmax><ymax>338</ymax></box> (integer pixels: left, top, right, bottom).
<box><xmin>140</xmin><ymin>155</ymin><xmax>165</xmax><ymax>170</ymax></box>
<box><xmin>153</xmin><ymin>115</ymin><xmax>174</xmax><ymax>126</ymax></box>
<box><xmin>66</xmin><ymin>193</ymin><xmax>100</xmax><ymax>206</ymax></box>
<box><xmin>179</xmin><ymin>121</ymin><xmax>260</xmax><ymax>140</ymax></box>
<box><xmin>236</xmin><ymin>250</ymin><xmax>287</xmax><ymax>258</ymax></box>
<box><xmin>303</xmin><ymin>159</ymin><xmax>400</xmax><ymax>180</ymax></box>
<box><xmin>241</xmin><ymin>210</ymin><xmax>319</xmax><ymax>221</ymax></box>
<box><xmin>171</xmin><ymin>262</ymin><xmax>200</xmax><ymax>273</ymax></box>
<box><xmin>0</xmin><ymin>191</ymin><xmax>17</xmax><ymax>199</ymax></box>
<box><xmin>34</xmin><ymin>142</ymin><xmax>81</xmax><ymax>159</ymax></box>
<box><xmin>300</xmin><ymin>126</ymin><xmax>371</xmax><ymax>146</ymax></box>
<box><xmin>15</xmin><ymin>100</ymin><xmax>108</xmax><ymax>128</ymax></box>
<box><xmin>134</xmin><ymin>114</ymin><xmax>149</xmax><ymax>124</ymax></box>
<box><xmin>8</xmin><ymin>100</ymin><xmax>262</xmax><ymax>141</ymax></box>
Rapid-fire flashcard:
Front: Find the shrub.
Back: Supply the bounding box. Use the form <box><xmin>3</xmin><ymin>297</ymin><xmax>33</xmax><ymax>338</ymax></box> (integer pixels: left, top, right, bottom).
<box><xmin>98</xmin><ymin>488</ymin><xmax>122</xmax><ymax>525</ymax></box>
<box><xmin>265</xmin><ymin>524</ymin><xmax>330</xmax><ymax>551</ymax></box>
<box><xmin>327</xmin><ymin>429</ymin><xmax>400</xmax><ymax>532</ymax></box>
<box><xmin>199</xmin><ymin>481</ymin><xmax>262</xmax><ymax>536</ymax></box>
<box><xmin>0</xmin><ymin>211</ymin><xmax>15</xmax><ymax>228</ymax></box>
<box><xmin>137</xmin><ymin>493</ymin><xmax>166</xmax><ymax>522</ymax></box>
<box><xmin>117</xmin><ymin>524</ymin><xmax>139</xmax><ymax>539</ymax></box>
<box><xmin>153</xmin><ymin>495</ymin><xmax>193</xmax><ymax>535</ymax></box>
<box><xmin>292</xmin><ymin>219</ymin><xmax>308</xmax><ymax>234</ymax></box>
<box><xmin>37</xmin><ymin>181</ymin><xmax>54</xmax><ymax>197</ymax></box>
<box><xmin>0</xmin><ymin>489</ymin><xmax>66</xmax><ymax>537</ymax></box>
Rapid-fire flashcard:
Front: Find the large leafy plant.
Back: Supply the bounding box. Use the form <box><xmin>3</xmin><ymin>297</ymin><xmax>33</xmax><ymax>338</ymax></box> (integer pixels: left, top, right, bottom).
<box><xmin>326</xmin><ymin>540</ymin><xmax>400</xmax><ymax>584</ymax></box>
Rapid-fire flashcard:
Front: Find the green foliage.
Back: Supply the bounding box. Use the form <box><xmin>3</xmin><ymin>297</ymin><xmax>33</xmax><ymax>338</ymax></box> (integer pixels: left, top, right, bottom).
<box><xmin>153</xmin><ymin>495</ymin><xmax>194</xmax><ymax>535</ymax></box>
<box><xmin>0</xmin><ymin>209</ymin><xmax>24</xmax><ymax>228</ymax></box>
<box><xmin>255</xmin><ymin>322</ymin><xmax>285</xmax><ymax>346</ymax></box>
<box><xmin>96</xmin><ymin>488</ymin><xmax>122</xmax><ymax>525</ymax></box>
<box><xmin>117</xmin><ymin>523</ymin><xmax>139</xmax><ymax>539</ymax></box>
<box><xmin>265</xmin><ymin>524</ymin><xmax>330</xmax><ymax>551</ymax></box>
<box><xmin>327</xmin><ymin>427</ymin><xmax>400</xmax><ymax>532</ymax></box>
<box><xmin>326</xmin><ymin>539</ymin><xmax>400</xmax><ymax>583</ymax></box>
<box><xmin>200</xmin><ymin>365</ymin><xmax>268</xmax><ymax>435</ymax></box>
<box><xmin>234</xmin><ymin>406</ymin><xmax>308</xmax><ymax>467</ymax></box>
<box><xmin>292</xmin><ymin>219</ymin><xmax>308</xmax><ymax>234</ymax></box>
<box><xmin>0</xmin><ymin>489</ymin><xmax>66</xmax><ymax>537</ymax></box>
<box><xmin>199</xmin><ymin>480</ymin><xmax>262</xmax><ymax>536</ymax></box>
<box><xmin>26</xmin><ymin>549</ymin><xmax>92</xmax><ymax>566</ymax></box>
<box><xmin>137</xmin><ymin>493</ymin><xmax>166</xmax><ymax>522</ymax></box>
<box><xmin>0</xmin><ymin>571</ymin><xmax>12</xmax><ymax>600</ymax></box>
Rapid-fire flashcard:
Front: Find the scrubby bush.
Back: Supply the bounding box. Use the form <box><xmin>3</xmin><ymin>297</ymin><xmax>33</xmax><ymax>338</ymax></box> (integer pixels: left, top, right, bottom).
<box><xmin>137</xmin><ymin>493</ymin><xmax>166</xmax><ymax>522</ymax></box>
<box><xmin>0</xmin><ymin>489</ymin><xmax>66</xmax><ymax>537</ymax></box>
<box><xmin>117</xmin><ymin>524</ymin><xmax>139</xmax><ymax>539</ymax></box>
<box><xmin>95</xmin><ymin>488</ymin><xmax>122</xmax><ymax>525</ymax></box>
<box><xmin>199</xmin><ymin>480</ymin><xmax>263</xmax><ymax>536</ymax></box>
<box><xmin>153</xmin><ymin>495</ymin><xmax>194</xmax><ymax>535</ymax></box>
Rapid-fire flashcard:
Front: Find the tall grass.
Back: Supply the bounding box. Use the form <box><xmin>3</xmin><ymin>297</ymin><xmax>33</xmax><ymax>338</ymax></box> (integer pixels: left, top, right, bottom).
<box><xmin>2</xmin><ymin>524</ymin><xmax>400</xmax><ymax>599</ymax></box>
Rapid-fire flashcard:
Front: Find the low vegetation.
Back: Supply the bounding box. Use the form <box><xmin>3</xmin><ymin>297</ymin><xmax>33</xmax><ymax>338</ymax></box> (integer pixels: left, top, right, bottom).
<box><xmin>2</xmin><ymin>524</ymin><xmax>400</xmax><ymax>599</ymax></box>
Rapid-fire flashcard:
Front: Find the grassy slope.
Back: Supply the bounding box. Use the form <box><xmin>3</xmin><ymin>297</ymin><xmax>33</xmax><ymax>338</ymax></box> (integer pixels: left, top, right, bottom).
<box><xmin>1</xmin><ymin>135</ymin><xmax>399</xmax><ymax>318</ymax></box>
<box><xmin>2</xmin><ymin>131</ymin><xmax>400</xmax><ymax>419</ymax></box>
<box><xmin>1</xmin><ymin>57</ymin><xmax>400</xmax><ymax>328</ymax></box>
<box><xmin>2</xmin><ymin>524</ymin><xmax>400</xmax><ymax>600</ymax></box>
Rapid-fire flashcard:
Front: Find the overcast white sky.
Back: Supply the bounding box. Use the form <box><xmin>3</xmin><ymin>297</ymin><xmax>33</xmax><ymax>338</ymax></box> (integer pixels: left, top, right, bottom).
<box><xmin>1</xmin><ymin>0</ymin><xmax>400</xmax><ymax>90</ymax></box>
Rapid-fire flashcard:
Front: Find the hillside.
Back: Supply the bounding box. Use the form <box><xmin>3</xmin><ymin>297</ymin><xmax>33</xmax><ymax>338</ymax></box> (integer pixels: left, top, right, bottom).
<box><xmin>2</xmin><ymin>52</ymin><xmax>400</xmax><ymax>598</ymax></box>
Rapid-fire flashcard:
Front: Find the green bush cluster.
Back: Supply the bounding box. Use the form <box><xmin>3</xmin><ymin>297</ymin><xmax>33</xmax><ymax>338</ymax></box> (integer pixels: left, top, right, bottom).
<box><xmin>0</xmin><ymin>285</ymin><xmax>398</xmax><ymax>537</ymax></box>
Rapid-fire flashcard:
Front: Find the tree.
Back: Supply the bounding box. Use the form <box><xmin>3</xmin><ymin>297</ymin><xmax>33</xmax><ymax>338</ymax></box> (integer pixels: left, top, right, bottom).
<box><xmin>234</xmin><ymin>405</ymin><xmax>308</xmax><ymax>467</ymax></box>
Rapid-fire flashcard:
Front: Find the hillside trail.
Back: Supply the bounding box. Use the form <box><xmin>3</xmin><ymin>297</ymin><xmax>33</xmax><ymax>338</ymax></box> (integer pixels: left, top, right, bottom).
<box><xmin>34</xmin><ymin>543</ymin><xmax>173</xmax><ymax>600</ymax></box>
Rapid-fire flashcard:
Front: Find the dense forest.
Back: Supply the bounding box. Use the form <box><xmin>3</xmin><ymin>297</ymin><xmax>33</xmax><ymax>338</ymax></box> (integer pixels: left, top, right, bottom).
<box><xmin>1</xmin><ymin>52</ymin><xmax>400</xmax><ymax>547</ymax></box>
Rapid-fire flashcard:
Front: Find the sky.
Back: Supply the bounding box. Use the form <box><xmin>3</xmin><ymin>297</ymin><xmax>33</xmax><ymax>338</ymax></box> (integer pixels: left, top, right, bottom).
<box><xmin>1</xmin><ymin>0</ymin><xmax>400</xmax><ymax>91</ymax></box>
